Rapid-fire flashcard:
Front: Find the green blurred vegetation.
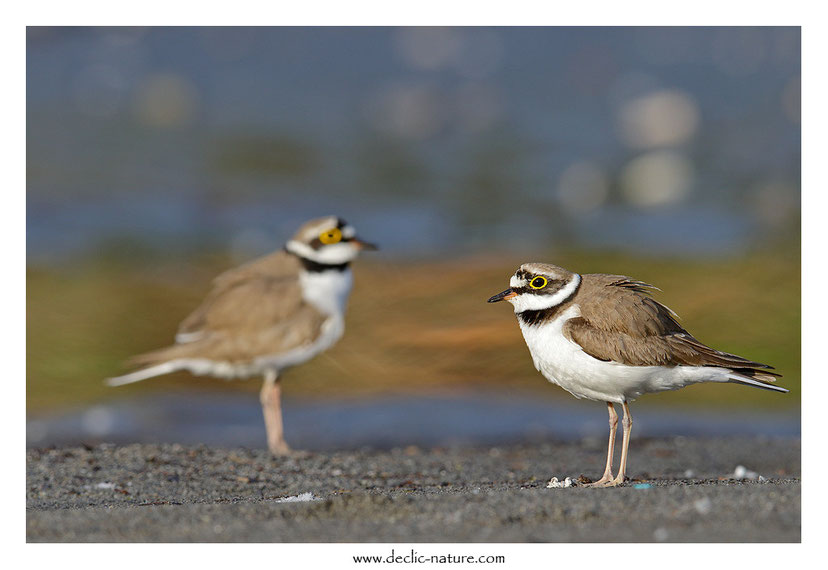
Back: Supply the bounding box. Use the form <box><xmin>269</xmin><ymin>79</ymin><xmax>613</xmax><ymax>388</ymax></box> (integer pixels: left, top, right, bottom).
<box><xmin>210</xmin><ymin>133</ymin><xmax>320</xmax><ymax>179</ymax></box>
<box><xmin>27</xmin><ymin>246</ymin><xmax>800</xmax><ymax>414</ymax></box>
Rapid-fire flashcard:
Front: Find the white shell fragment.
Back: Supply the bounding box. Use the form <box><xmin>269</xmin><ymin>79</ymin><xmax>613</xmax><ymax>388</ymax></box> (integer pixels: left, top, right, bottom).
<box><xmin>546</xmin><ymin>477</ymin><xmax>574</xmax><ymax>488</ymax></box>
<box><xmin>272</xmin><ymin>492</ymin><xmax>319</xmax><ymax>503</ymax></box>
<box><xmin>732</xmin><ymin>465</ymin><xmax>765</xmax><ymax>481</ymax></box>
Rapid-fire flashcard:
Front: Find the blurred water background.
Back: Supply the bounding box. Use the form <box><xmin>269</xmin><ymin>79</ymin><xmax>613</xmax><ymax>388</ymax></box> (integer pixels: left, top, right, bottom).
<box><xmin>27</xmin><ymin>27</ymin><xmax>800</xmax><ymax>449</ymax></box>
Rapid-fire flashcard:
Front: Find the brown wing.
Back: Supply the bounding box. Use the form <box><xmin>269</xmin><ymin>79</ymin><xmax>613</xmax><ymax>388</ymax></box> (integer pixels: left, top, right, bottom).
<box><xmin>176</xmin><ymin>249</ymin><xmax>306</xmax><ymax>338</ymax></box>
<box><xmin>132</xmin><ymin>250</ymin><xmax>327</xmax><ymax>365</ymax></box>
<box><xmin>562</xmin><ymin>274</ymin><xmax>779</xmax><ymax>380</ymax></box>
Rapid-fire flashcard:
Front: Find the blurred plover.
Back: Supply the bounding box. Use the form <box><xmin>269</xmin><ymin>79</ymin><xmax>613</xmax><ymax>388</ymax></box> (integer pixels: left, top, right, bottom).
<box><xmin>107</xmin><ymin>216</ymin><xmax>376</xmax><ymax>455</ymax></box>
<box><xmin>488</xmin><ymin>262</ymin><xmax>787</xmax><ymax>486</ymax></box>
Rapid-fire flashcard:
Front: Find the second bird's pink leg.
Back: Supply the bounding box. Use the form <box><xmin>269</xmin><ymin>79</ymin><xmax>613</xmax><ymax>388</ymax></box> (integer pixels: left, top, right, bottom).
<box><xmin>260</xmin><ymin>370</ymin><xmax>291</xmax><ymax>455</ymax></box>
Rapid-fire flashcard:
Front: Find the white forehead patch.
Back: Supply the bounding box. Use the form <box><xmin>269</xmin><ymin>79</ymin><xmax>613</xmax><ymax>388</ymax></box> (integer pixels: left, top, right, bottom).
<box><xmin>509</xmin><ymin>274</ymin><xmax>526</xmax><ymax>289</ymax></box>
<box><xmin>341</xmin><ymin>225</ymin><xmax>356</xmax><ymax>239</ymax></box>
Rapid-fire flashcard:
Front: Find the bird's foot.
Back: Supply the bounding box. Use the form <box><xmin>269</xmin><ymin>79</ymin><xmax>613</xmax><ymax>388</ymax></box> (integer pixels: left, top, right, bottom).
<box><xmin>600</xmin><ymin>476</ymin><xmax>628</xmax><ymax>487</ymax></box>
<box><xmin>583</xmin><ymin>471</ymin><xmax>616</xmax><ymax>487</ymax></box>
<box><xmin>287</xmin><ymin>449</ymin><xmax>313</xmax><ymax>459</ymax></box>
<box><xmin>268</xmin><ymin>445</ymin><xmax>314</xmax><ymax>459</ymax></box>
<box><xmin>268</xmin><ymin>441</ymin><xmax>293</xmax><ymax>456</ymax></box>
<box><xmin>584</xmin><ymin>479</ymin><xmax>613</xmax><ymax>488</ymax></box>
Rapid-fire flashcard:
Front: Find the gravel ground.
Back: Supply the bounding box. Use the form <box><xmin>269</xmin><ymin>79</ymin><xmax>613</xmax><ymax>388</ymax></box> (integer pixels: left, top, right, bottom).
<box><xmin>26</xmin><ymin>436</ymin><xmax>800</xmax><ymax>542</ymax></box>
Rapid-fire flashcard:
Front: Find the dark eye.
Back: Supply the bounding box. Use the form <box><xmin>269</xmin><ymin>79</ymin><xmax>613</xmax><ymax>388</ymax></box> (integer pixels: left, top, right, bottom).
<box><xmin>530</xmin><ymin>276</ymin><xmax>547</xmax><ymax>289</ymax></box>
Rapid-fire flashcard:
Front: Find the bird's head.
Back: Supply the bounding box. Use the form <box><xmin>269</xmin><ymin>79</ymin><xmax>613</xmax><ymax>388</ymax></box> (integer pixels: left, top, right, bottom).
<box><xmin>286</xmin><ymin>216</ymin><xmax>377</xmax><ymax>265</ymax></box>
<box><xmin>488</xmin><ymin>262</ymin><xmax>581</xmax><ymax>313</ymax></box>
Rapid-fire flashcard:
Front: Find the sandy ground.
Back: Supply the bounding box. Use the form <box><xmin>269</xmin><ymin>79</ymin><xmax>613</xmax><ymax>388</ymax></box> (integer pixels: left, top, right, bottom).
<box><xmin>26</xmin><ymin>436</ymin><xmax>800</xmax><ymax>542</ymax></box>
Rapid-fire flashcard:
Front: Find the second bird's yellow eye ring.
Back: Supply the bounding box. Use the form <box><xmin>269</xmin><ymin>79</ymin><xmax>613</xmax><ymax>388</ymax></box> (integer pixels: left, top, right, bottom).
<box><xmin>529</xmin><ymin>276</ymin><xmax>547</xmax><ymax>289</ymax></box>
<box><xmin>319</xmin><ymin>228</ymin><xmax>342</xmax><ymax>245</ymax></box>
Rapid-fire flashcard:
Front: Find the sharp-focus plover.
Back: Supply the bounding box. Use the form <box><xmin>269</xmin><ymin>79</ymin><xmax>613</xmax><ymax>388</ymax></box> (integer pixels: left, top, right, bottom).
<box><xmin>107</xmin><ymin>216</ymin><xmax>376</xmax><ymax>455</ymax></box>
<box><xmin>488</xmin><ymin>262</ymin><xmax>787</xmax><ymax>487</ymax></box>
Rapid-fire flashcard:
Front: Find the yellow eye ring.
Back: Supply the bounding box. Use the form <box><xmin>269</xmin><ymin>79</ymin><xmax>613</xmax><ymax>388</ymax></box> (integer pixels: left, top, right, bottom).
<box><xmin>529</xmin><ymin>276</ymin><xmax>547</xmax><ymax>289</ymax></box>
<box><xmin>319</xmin><ymin>228</ymin><xmax>342</xmax><ymax>245</ymax></box>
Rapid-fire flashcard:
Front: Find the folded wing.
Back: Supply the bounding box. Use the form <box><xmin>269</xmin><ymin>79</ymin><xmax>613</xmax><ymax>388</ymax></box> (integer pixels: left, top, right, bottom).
<box><xmin>131</xmin><ymin>250</ymin><xmax>326</xmax><ymax>366</ymax></box>
<box><xmin>563</xmin><ymin>274</ymin><xmax>782</xmax><ymax>387</ymax></box>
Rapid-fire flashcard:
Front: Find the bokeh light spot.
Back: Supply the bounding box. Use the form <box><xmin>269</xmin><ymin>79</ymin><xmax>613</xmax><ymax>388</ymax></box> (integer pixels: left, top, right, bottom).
<box><xmin>134</xmin><ymin>73</ymin><xmax>200</xmax><ymax>128</ymax></box>
<box><xmin>617</xmin><ymin>89</ymin><xmax>700</xmax><ymax>149</ymax></box>
<box><xmin>621</xmin><ymin>151</ymin><xmax>694</xmax><ymax>208</ymax></box>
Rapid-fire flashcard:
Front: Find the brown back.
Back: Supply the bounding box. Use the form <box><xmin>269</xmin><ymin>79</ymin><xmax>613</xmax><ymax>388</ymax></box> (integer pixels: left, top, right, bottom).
<box><xmin>132</xmin><ymin>249</ymin><xmax>327</xmax><ymax>365</ymax></box>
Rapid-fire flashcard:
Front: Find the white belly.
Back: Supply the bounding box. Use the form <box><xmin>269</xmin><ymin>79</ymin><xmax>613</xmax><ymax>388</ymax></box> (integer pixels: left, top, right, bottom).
<box><xmin>518</xmin><ymin>305</ymin><xmax>731</xmax><ymax>403</ymax></box>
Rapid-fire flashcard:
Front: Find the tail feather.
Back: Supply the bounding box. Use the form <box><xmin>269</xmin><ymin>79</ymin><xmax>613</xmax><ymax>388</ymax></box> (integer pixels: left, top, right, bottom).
<box><xmin>106</xmin><ymin>361</ymin><xmax>182</xmax><ymax>387</ymax></box>
<box><xmin>677</xmin><ymin>334</ymin><xmax>776</xmax><ymax>371</ymax></box>
<box><xmin>727</xmin><ymin>371</ymin><xmax>789</xmax><ymax>393</ymax></box>
<box><xmin>127</xmin><ymin>344</ymin><xmax>188</xmax><ymax>367</ymax></box>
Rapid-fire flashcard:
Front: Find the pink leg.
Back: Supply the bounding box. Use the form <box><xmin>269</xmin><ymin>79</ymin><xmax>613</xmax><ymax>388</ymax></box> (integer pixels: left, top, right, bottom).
<box><xmin>260</xmin><ymin>370</ymin><xmax>291</xmax><ymax>455</ymax></box>
<box><xmin>586</xmin><ymin>402</ymin><xmax>618</xmax><ymax>487</ymax></box>
<box><xmin>608</xmin><ymin>401</ymin><xmax>633</xmax><ymax>486</ymax></box>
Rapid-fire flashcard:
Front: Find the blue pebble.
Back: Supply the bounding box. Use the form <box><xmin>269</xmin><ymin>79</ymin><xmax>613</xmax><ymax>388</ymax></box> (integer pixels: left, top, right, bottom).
<box><xmin>633</xmin><ymin>483</ymin><xmax>652</xmax><ymax>489</ymax></box>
